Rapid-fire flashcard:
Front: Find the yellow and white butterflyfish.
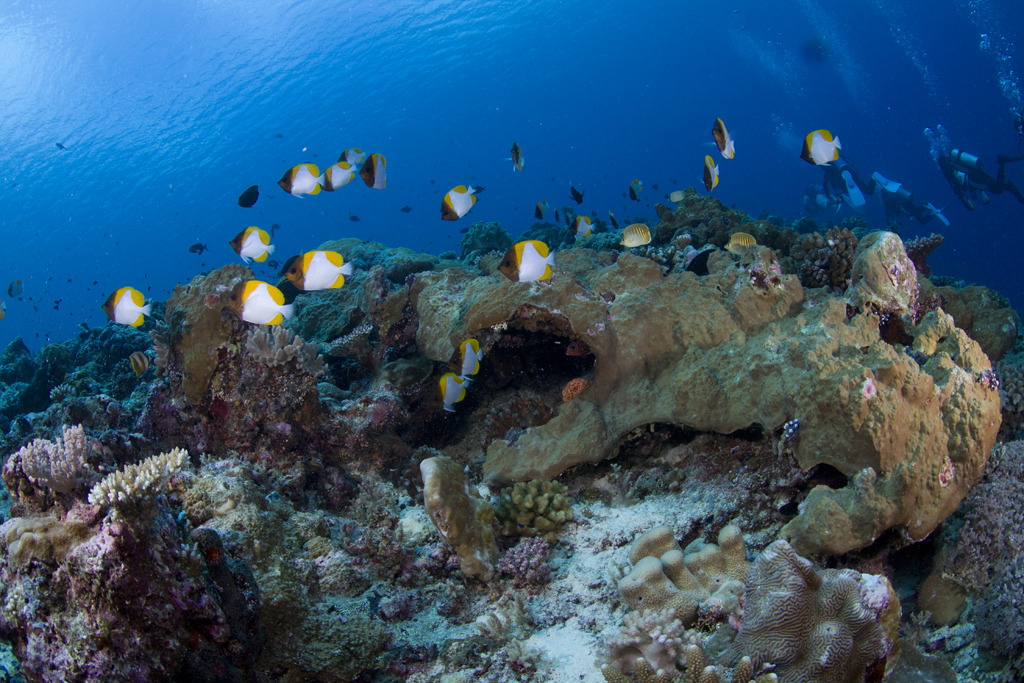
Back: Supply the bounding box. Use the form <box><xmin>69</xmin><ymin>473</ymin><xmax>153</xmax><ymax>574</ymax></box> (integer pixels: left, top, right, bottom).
<box><xmin>628</xmin><ymin>178</ymin><xmax>642</xmax><ymax>201</ymax></box>
<box><xmin>703</xmin><ymin>155</ymin><xmax>720</xmax><ymax>191</ymax></box>
<box><xmin>339</xmin><ymin>147</ymin><xmax>365</xmax><ymax>165</ymax></box>
<box><xmin>229</xmin><ymin>226</ymin><xmax>275</xmax><ymax>263</ymax></box>
<box><xmin>441</xmin><ymin>184</ymin><xmax>478</xmax><ymax>220</ymax></box>
<box><xmin>570</xmin><ymin>215</ymin><xmax>592</xmax><ymax>238</ymax></box>
<box><xmin>102</xmin><ymin>286</ymin><xmax>151</xmax><ymax>326</ymax></box>
<box><xmin>439</xmin><ymin>371</ymin><xmax>467</xmax><ymax>412</ymax></box>
<box><xmin>278</xmin><ymin>163</ymin><xmax>322</xmax><ymax>196</ymax></box>
<box><xmin>284</xmin><ymin>250</ymin><xmax>353</xmax><ymax>291</ymax></box>
<box><xmin>801</xmin><ymin>129</ymin><xmax>842</xmax><ymax>165</ymax></box>
<box><xmin>319</xmin><ymin>161</ymin><xmax>358</xmax><ymax>191</ymax></box>
<box><xmin>712</xmin><ymin>118</ymin><xmax>735</xmax><ymax>159</ymax></box>
<box><xmin>499</xmin><ymin>240</ymin><xmax>556</xmax><ymax>282</ymax></box>
<box><xmin>228</xmin><ymin>280</ymin><xmax>293</xmax><ymax>325</ymax></box>
<box><xmin>458</xmin><ymin>338</ymin><xmax>483</xmax><ymax>381</ymax></box>
<box><xmin>359</xmin><ymin>153</ymin><xmax>386</xmax><ymax>189</ymax></box>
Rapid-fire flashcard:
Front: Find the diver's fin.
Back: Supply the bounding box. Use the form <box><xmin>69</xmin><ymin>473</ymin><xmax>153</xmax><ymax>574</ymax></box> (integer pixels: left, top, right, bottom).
<box><xmin>925</xmin><ymin>203</ymin><xmax>950</xmax><ymax>226</ymax></box>
<box><xmin>842</xmin><ymin>170</ymin><xmax>866</xmax><ymax>207</ymax></box>
<box><xmin>871</xmin><ymin>171</ymin><xmax>901</xmax><ymax>194</ymax></box>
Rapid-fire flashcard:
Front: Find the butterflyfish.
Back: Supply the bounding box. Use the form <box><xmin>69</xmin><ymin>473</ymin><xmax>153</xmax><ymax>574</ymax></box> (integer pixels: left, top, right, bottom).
<box><xmin>284</xmin><ymin>250</ymin><xmax>353</xmax><ymax>290</ymax></box>
<box><xmin>621</xmin><ymin>223</ymin><xmax>651</xmax><ymax>248</ymax></box>
<box><xmin>340</xmin><ymin>148</ymin><xmax>365</xmax><ymax>164</ymax></box>
<box><xmin>439</xmin><ymin>372</ymin><xmax>467</xmax><ymax>412</ymax></box>
<box><xmin>629</xmin><ymin>178</ymin><xmax>642</xmax><ymax>201</ymax></box>
<box><xmin>569</xmin><ymin>184</ymin><xmax>584</xmax><ymax>204</ymax></box>
<box><xmin>229</xmin><ymin>226</ymin><xmax>275</xmax><ymax>263</ymax></box>
<box><xmin>458</xmin><ymin>338</ymin><xmax>483</xmax><ymax>380</ymax></box>
<box><xmin>102</xmin><ymin>287</ymin><xmax>151</xmax><ymax>327</ymax></box>
<box><xmin>441</xmin><ymin>185</ymin><xmax>479</xmax><ymax>220</ymax></box>
<box><xmin>570</xmin><ymin>215</ymin><xmax>592</xmax><ymax>238</ymax></box>
<box><xmin>712</xmin><ymin>118</ymin><xmax>735</xmax><ymax>159</ymax></box>
<box><xmin>725</xmin><ymin>232</ymin><xmax>756</xmax><ymax>255</ymax></box>
<box><xmin>278</xmin><ymin>164</ymin><xmax>322</xmax><ymax>196</ymax></box>
<box><xmin>7</xmin><ymin>280</ymin><xmax>22</xmax><ymax>297</ymax></box>
<box><xmin>510</xmin><ymin>141</ymin><xmax>524</xmax><ymax>171</ymax></box>
<box><xmin>320</xmin><ymin>161</ymin><xmax>357</xmax><ymax>191</ymax></box>
<box><xmin>359</xmin><ymin>153</ymin><xmax>386</xmax><ymax>189</ymax></box>
<box><xmin>237</xmin><ymin>184</ymin><xmax>259</xmax><ymax>207</ymax></box>
<box><xmin>668</xmin><ymin>190</ymin><xmax>685</xmax><ymax>202</ymax></box>
<box><xmin>228</xmin><ymin>280</ymin><xmax>293</xmax><ymax>325</ymax></box>
<box><xmin>129</xmin><ymin>351</ymin><xmax>150</xmax><ymax>377</ymax></box>
<box><xmin>801</xmin><ymin>129</ymin><xmax>842</xmax><ymax>165</ymax></box>
<box><xmin>534</xmin><ymin>200</ymin><xmax>549</xmax><ymax>220</ymax></box>
<box><xmin>608</xmin><ymin>211</ymin><xmax>620</xmax><ymax>230</ymax></box>
<box><xmin>703</xmin><ymin>155</ymin><xmax>719</xmax><ymax>191</ymax></box>
<box><xmin>499</xmin><ymin>240</ymin><xmax>556</xmax><ymax>282</ymax></box>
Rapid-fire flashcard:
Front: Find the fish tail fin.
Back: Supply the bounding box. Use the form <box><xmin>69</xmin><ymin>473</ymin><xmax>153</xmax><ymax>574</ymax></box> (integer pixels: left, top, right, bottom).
<box><xmin>341</xmin><ymin>262</ymin><xmax>353</xmax><ymax>275</ymax></box>
<box><xmin>267</xmin><ymin>244</ymin><xmax>276</xmax><ymax>255</ymax></box>
<box><xmin>141</xmin><ymin>303</ymin><xmax>152</xmax><ymax>317</ymax></box>
<box><xmin>834</xmin><ymin>135</ymin><xmax>842</xmax><ymax>150</ymax></box>
<box><xmin>280</xmin><ymin>303</ymin><xmax>295</xmax><ymax>320</ymax></box>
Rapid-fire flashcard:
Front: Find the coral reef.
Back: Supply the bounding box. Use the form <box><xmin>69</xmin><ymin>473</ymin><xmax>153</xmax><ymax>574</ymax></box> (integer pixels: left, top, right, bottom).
<box><xmin>494</xmin><ymin>479</ymin><xmax>574</xmax><ymax>542</ymax></box>
<box><xmin>421</xmin><ymin>454</ymin><xmax>497</xmax><ymax>581</ymax></box>
<box><xmin>729</xmin><ymin>540</ymin><xmax>899</xmax><ymax>682</ymax></box>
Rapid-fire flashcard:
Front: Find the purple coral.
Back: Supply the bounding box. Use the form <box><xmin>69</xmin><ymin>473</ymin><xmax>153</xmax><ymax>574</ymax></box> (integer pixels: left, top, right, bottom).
<box><xmin>496</xmin><ymin>537</ymin><xmax>553</xmax><ymax>587</ymax></box>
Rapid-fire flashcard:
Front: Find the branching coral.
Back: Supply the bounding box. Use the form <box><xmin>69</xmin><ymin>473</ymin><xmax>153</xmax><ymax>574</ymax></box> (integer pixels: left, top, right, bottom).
<box><xmin>246</xmin><ymin>325</ymin><xmax>326</xmax><ymax>377</ymax></box>
<box><xmin>88</xmin><ymin>447</ymin><xmax>189</xmax><ymax>509</ymax></box>
<box><xmin>3</xmin><ymin>424</ymin><xmax>93</xmax><ymax>497</ymax></box>
<box><xmin>606</xmin><ymin>606</ymin><xmax>686</xmax><ymax>677</ymax></box>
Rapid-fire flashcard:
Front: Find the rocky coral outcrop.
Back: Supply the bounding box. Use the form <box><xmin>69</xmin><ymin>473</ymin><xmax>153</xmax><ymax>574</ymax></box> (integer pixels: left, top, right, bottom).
<box><xmin>409</xmin><ymin>235</ymin><xmax>999</xmax><ymax>556</ymax></box>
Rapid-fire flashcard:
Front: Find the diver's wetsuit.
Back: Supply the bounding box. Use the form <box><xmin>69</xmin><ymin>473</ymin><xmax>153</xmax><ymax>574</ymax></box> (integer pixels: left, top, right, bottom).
<box><xmin>938</xmin><ymin>150</ymin><xmax>1024</xmax><ymax>210</ymax></box>
<box><xmin>880</xmin><ymin>185</ymin><xmax>938</xmax><ymax>225</ymax></box>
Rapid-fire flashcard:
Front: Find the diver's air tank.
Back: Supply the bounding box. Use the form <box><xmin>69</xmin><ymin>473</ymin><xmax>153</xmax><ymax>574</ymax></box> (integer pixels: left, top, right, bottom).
<box><xmin>951</xmin><ymin>149</ymin><xmax>983</xmax><ymax>171</ymax></box>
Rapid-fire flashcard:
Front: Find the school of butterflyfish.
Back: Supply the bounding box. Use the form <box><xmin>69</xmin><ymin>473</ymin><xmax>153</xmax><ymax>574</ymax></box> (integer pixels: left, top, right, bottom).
<box><xmin>84</xmin><ymin>122</ymin><xmax>851</xmax><ymax>411</ymax></box>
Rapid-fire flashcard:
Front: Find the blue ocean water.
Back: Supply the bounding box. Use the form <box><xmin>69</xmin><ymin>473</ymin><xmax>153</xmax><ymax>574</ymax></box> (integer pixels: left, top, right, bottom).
<box><xmin>1</xmin><ymin>0</ymin><xmax>1023</xmax><ymax>351</ymax></box>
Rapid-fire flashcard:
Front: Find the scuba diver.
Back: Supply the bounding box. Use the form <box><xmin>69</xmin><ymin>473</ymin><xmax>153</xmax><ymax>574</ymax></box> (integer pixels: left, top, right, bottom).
<box><xmin>937</xmin><ymin>148</ymin><xmax>1024</xmax><ymax>210</ymax></box>
<box><xmin>871</xmin><ymin>172</ymin><xmax>949</xmax><ymax>227</ymax></box>
<box><xmin>822</xmin><ymin>155</ymin><xmax>877</xmax><ymax>209</ymax></box>
<box><xmin>803</xmin><ymin>184</ymin><xmax>840</xmax><ymax>215</ymax></box>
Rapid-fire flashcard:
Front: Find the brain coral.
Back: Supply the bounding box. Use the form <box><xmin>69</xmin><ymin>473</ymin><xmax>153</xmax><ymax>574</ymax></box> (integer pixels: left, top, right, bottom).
<box><xmin>729</xmin><ymin>540</ymin><xmax>898</xmax><ymax>683</ymax></box>
<box><xmin>409</xmin><ymin>233</ymin><xmax>1000</xmax><ymax>556</ymax></box>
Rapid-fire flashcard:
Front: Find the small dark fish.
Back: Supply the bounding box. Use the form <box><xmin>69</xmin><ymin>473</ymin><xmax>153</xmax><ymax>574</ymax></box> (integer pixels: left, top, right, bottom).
<box><xmin>266</xmin><ymin>259</ymin><xmax>279</xmax><ymax>270</ymax></box>
<box><xmin>188</xmin><ymin>242</ymin><xmax>209</xmax><ymax>255</ymax></box>
<box><xmin>400</xmin><ymin>205</ymin><xmax>412</xmax><ymax>213</ymax></box>
<box><xmin>651</xmin><ymin>184</ymin><xmax>659</xmax><ymax>190</ymax></box>
<box><xmin>55</xmin><ymin>142</ymin><xmax>67</xmax><ymax>150</ymax></box>
<box><xmin>569</xmin><ymin>184</ymin><xmax>584</xmax><ymax>204</ymax></box>
<box><xmin>608</xmin><ymin>211</ymin><xmax>620</xmax><ymax>230</ymax></box>
<box><xmin>686</xmin><ymin>249</ymin><xmax>713</xmax><ymax>276</ymax></box>
<box><xmin>237</xmin><ymin>184</ymin><xmax>259</xmax><ymax>207</ymax></box>
<box><xmin>554</xmin><ymin>208</ymin><xmax>560</xmax><ymax>223</ymax></box>
<box><xmin>270</xmin><ymin>223</ymin><xmax>281</xmax><ymax>236</ymax></box>
<box><xmin>53</xmin><ymin>299</ymin><xmax>62</xmax><ymax>310</ymax></box>
<box><xmin>349</xmin><ymin>215</ymin><xmax>360</xmax><ymax>222</ymax></box>
<box><xmin>274</xmin><ymin>132</ymin><xmax>284</xmax><ymax>139</ymax></box>
<box><xmin>7</xmin><ymin>279</ymin><xmax>23</xmax><ymax>297</ymax></box>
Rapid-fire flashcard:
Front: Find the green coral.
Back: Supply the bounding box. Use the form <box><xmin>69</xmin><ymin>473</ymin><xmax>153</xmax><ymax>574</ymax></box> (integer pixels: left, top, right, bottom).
<box><xmin>494</xmin><ymin>479</ymin><xmax>574</xmax><ymax>543</ymax></box>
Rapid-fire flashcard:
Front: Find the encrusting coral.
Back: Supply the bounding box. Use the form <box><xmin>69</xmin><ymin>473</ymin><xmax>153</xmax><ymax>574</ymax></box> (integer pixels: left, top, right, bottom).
<box><xmin>420</xmin><ymin>454</ymin><xmax>497</xmax><ymax>580</ymax></box>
